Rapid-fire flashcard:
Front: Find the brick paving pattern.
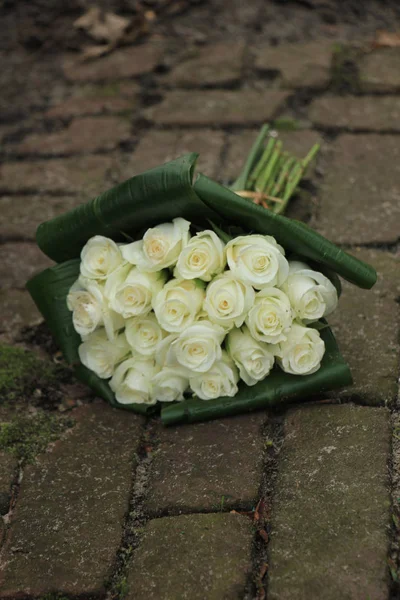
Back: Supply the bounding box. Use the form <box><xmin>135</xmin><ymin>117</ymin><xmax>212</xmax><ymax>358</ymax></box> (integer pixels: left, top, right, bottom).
<box><xmin>127</xmin><ymin>513</ymin><xmax>254</xmax><ymax>600</ymax></box>
<box><xmin>0</xmin><ymin>4</ymin><xmax>400</xmax><ymax>598</ymax></box>
<box><xmin>145</xmin><ymin>413</ymin><xmax>266</xmax><ymax>515</ymax></box>
<box><xmin>268</xmin><ymin>405</ymin><xmax>391</xmax><ymax>600</ymax></box>
<box><xmin>0</xmin><ymin>403</ymin><xmax>144</xmax><ymax>595</ymax></box>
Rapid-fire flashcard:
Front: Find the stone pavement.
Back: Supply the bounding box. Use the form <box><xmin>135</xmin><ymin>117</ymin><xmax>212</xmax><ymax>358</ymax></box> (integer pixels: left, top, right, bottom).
<box><xmin>0</xmin><ymin>4</ymin><xmax>400</xmax><ymax>598</ymax></box>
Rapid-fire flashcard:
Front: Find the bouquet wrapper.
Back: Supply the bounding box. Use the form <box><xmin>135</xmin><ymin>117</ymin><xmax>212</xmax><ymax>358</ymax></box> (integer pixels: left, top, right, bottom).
<box><xmin>27</xmin><ymin>154</ymin><xmax>376</xmax><ymax>424</ymax></box>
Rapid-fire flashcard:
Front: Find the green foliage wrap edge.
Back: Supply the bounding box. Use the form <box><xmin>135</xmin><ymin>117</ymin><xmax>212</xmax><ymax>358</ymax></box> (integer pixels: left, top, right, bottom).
<box><xmin>26</xmin><ymin>153</ymin><xmax>377</xmax><ymax>423</ymax></box>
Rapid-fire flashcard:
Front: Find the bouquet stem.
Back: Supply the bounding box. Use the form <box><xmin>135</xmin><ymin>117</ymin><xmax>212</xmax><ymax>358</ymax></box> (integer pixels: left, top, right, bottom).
<box><xmin>231</xmin><ymin>123</ymin><xmax>320</xmax><ymax>216</ymax></box>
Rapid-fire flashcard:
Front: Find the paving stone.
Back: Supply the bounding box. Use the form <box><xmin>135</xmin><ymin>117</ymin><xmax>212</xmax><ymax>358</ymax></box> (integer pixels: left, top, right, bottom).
<box><xmin>167</xmin><ymin>41</ymin><xmax>245</xmax><ymax>87</ymax></box>
<box><xmin>0</xmin><ymin>402</ymin><xmax>144</xmax><ymax>596</ymax></box>
<box><xmin>268</xmin><ymin>404</ymin><xmax>391</xmax><ymax>600</ymax></box>
<box><xmin>0</xmin><ymin>243</ymin><xmax>53</xmax><ymax>289</ymax></box>
<box><xmin>144</xmin><ymin>90</ymin><xmax>290</xmax><ymax>126</ymax></box>
<box><xmin>45</xmin><ymin>95</ymin><xmax>135</xmax><ymax>119</ymax></box>
<box><xmin>315</xmin><ymin>134</ymin><xmax>400</xmax><ymax>244</ymax></box>
<box><xmin>254</xmin><ymin>41</ymin><xmax>333</xmax><ymax>88</ymax></box>
<box><xmin>127</xmin><ymin>513</ymin><xmax>253</xmax><ymax>600</ymax></box>
<box><xmin>0</xmin><ymin>195</ymin><xmax>82</xmax><ymax>240</ymax></box>
<box><xmin>120</xmin><ymin>129</ymin><xmax>225</xmax><ymax>180</ymax></box>
<box><xmin>0</xmin><ymin>289</ymin><xmax>42</xmax><ymax>337</ymax></box>
<box><xmin>0</xmin><ymin>453</ymin><xmax>17</xmax><ymax>516</ymax></box>
<box><xmin>0</xmin><ymin>155</ymin><xmax>114</xmax><ymax>195</ymax></box>
<box><xmin>63</xmin><ymin>44</ymin><xmax>163</xmax><ymax>82</ymax></box>
<box><xmin>309</xmin><ymin>95</ymin><xmax>400</xmax><ymax>131</ymax></box>
<box><xmin>145</xmin><ymin>413</ymin><xmax>265</xmax><ymax>515</ymax></box>
<box><xmin>329</xmin><ymin>248</ymin><xmax>400</xmax><ymax>406</ymax></box>
<box><xmin>16</xmin><ymin>117</ymin><xmax>131</xmax><ymax>156</ymax></box>
<box><xmin>360</xmin><ymin>48</ymin><xmax>400</xmax><ymax>92</ymax></box>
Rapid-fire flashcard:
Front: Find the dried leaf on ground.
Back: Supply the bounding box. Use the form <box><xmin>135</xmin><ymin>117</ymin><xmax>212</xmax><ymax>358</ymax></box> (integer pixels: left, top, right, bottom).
<box><xmin>73</xmin><ymin>6</ymin><xmax>153</xmax><ymax>60</ymax></box>
<box><xmin>258</xmin><ymin>529</ymin><xmax>269</xmax><ymax>542</ymax></box>
<box><xmin>74</xmin><ymin>7</ymin><xmax>130</xmax><ymax>44</ymax></box>
<box><xmin>254</xmin><ymin>498</ymin><xmax>266</xmax><ymax>522</ymax></box>
<box><xmin>372</xmin><ymin>30</ymin><xmax>400</xmax><ymax>49</ymax></box>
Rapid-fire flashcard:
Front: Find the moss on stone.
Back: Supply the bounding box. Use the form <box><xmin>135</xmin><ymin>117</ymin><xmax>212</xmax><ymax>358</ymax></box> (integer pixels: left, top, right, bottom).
<box><xmin>0</xmin><ymin>344</ymin><xmax>60</xmax><ymax>402</ymax></box>
<box><xmin>272</xmin><ymin>117</ymin><xmax>299</xmax><ymax>131</ymax></box>
<box><xmin>0</xmin><ymin>412</ymin><xmax>74</xmax><ymax>463</ymax></box>
<box><xmin>331</xmin><ymin>43</ymin><xmax>362</xmax><ymax>94</ymax></box>
<box><xmin>115</xmin><ymin>576</ymin><xmax>130</xmax><ymax>598</ymax></box>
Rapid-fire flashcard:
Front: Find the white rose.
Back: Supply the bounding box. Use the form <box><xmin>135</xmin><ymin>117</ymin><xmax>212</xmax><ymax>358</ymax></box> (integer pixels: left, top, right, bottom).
<box><xmin>190</xmin><ymin>351</ymin><xmax>239</xmax><ymax>401</ymax></box>
<box><xmin>226</xmin><ymin>326</ymin><xmax>275</xmax><ymax>386</ymax></box>
<box><xmin>275</xmin><ymin>323</ymin><xmax>325</xmax><ymax>376</ymax></box>
<box><xmin>203</xmin><ymin>273</ymin><xmax>255</xmax><ymax>331</ymax></box>
<box><xmin>281</xmin><ymin>261</ymin><xmax>338</xmax><ymax>323</ymax></box>
<box><xmin>110</xmin><ymin>357</ymin><xmax>159</xmax><ymax>405</ymax></box>
<box><xmin>67</xmin><ymin>279</ymin><xmax>102</xmax><ymax>336</ymax></box>
<box><xmin>121</xmin><ymin>218</ymin><xmax>190</xmax><ymax>272</ymax></box>
<box><xmin>226</xmin><ymin>234</ymin><xmax>289</xmax><ymax>289</ymax></box>
<box><xmin>152</xmin><ymin>367</ymin><xmax>189</xmax><ymax>402</ymax></box>
<box><xmin>153</xmin><ymin>278</ymin><xmax>205</xmax><ymax>333</ymax></box>
<box><xmin>246</xmin><ymin>287</ymin><xmax>293</xmax><ymax>344</ymax></box>
<box><xmin>155</xmin><ymin>334</ymin><xmax>179</xmax><ymax>367</ymax></box>
<box><xmin>78</xmin><ymin>329</ymin><xmax>129</xmax><ymax>379</ymax></box>
<box><xmin>105</xmin><ymin>265</ymin><xmax>167</xmax><ymax>319</ymax></box>
<box><xmin>125</xmin><ymin>313</ymin><xmax>165</xmax><ymax>357</ymax></box>
<box><xmin>80</xmin><ymin>236</ymin><xmax>123</xmax><ymax>280</ymax></box>
<box><xmin>174</xmin><ymin>230</ymin><xmax>226</xmax><ymax>282</ymax></box>
<box><xmin>67</xmin><ymin>277</ymin><xmax>124</xmax><ymax>340</ymax></box>
<box><xmin>164</xmin><ymin>320</ymin><xmax>225</xmax><ymax>373</ymax></box>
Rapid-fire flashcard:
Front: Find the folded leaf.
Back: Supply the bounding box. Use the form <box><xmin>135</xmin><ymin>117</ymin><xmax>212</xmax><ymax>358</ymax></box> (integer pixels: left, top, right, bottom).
<box><xmin>161</xmin><ymin>326</ymin><xmax>351</xmax><ymax>425</ymax></box>
<box><xmin>36</xmin><ymin>154</ymin><xmax>218</xmax><ymax>263</ymax></box>
<box><xmin>27</xmin><ymin>261</ymin><xmax>155</xmax><ymax>416</ymax></box>
<box><xmin>26</xmin><ymin>259</ymin><xmax>81</xmax><ymax>364</ymax></box>
<box><xmin>194</xmin><ymin>173</ymin><xmax>377</xmax><ymax>289</ymax></box>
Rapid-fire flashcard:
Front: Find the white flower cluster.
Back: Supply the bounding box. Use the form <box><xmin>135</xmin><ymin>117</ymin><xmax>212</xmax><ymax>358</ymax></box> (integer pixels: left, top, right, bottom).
<box><xmin>67</xmin><ymin>218</ymin><xmax>338</xmax><ymax>405</ymax></box>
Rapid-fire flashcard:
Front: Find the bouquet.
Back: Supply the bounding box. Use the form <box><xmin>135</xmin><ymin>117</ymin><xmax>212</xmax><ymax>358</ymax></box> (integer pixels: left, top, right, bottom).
<box><xmin>27</xmin><ymin>126</ymin><xmax>377</xmax><ymax>425</ymax></box>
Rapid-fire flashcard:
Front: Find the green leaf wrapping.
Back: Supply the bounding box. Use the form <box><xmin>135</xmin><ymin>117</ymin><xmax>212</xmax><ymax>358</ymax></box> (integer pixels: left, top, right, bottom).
<box><xmin>26</xmin><ymin>259</ymin><xmax>81</xmax><ymax>364</ymax></box>
<box><xmin>194</xmin><ymin>174</ymin><xmax>377</xmax><ymax>289</ymax></box>
<box><xmin>26</xmin><ymin>153</ymin><xmax>377</xmax><ymax>422</ymax></box>
<box><xmin>26</xmin><ymin>261</ymin><xmax>153</xmax><ymax>416</ymax></box>
<box><xmin>36</xmin><ymin>154</ymin><xmax>218</xmax><ymax>263</ymax></box>
<box><xmin>161</xmin><ymin>326</ymin><xmax>351</xmax><ymax>425</ymax></box>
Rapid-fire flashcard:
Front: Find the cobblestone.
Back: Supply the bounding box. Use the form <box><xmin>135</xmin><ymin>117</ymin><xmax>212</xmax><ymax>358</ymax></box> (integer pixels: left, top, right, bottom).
<box><xmin>268</xmin><ymin>404</ymin><xmax>391</xmax><ymax>600</ymax></box>
<box><xmin>0</xmin><ymin>402</ymin><xmax>144</xmax><ymax>595</ymax></box>
<box><xmin>166</xmin><ymin>41</ymin><xmax>245</xmax><ymax>87</ymax></box>
<box><xmin>127</xmin><ymin>513</ymin><xmax>253</xmax><ymax>600</ymax></box>
<box><xmin>63</xmin><ymin>44</ymin><xmax>163</xmax><ymax>82</ymax></box>
<box><xmin>145</xmin><ymin>413</ymin><xmax>266</xmax><ymax>515</ymax></box>
<box><xmin>359</xmin><ymin>48</ymin><xmax>400</xmax><ymax>92</ymax></box>
<box><xmin>0</xmin><ymin>290</ymin><xmax>42</xmax><ymax>337</ymax></box>
<box><xmin>309</xmin><ymin>95</ymin><xmax>400</xmax><ymax>131</ymax></box>
<box><xmin>119</xmin><ymin>129</ymin><xmax>225</xmax><ymax>180</ymax></box>
<box><xmin>0</xmin><ymin>155</ymin><xmax>115</xmax><ymax>195</ymax></box>
<box><xmin>16</xmin><ymin>117</ymin><xmax>131</xmax><ymax>156</ymax></box>
<box><xmin>145</xmin><ymin>90</ymin><xmax>290</xmax><ymax>126</ymax></box>
<box><xmin>0</xmin><ymin>243</ymin><xmax>52</xmax><ymax>289</ymax></box>
<box><xmin>0</xmin><ymin>195</ymin><xmax>82</xmax><ymax>240</ymax></box>
<box><xmin>315</xmin><ymin>134</ymin><xmax>400</xmax><ymax>244</ymax></box>
<box><xmin>329</xmin><ymin>248</ymin><xmax>400</xmax><ymax>406</ymax></box>
<box><xmin>254</xmin><ymin>41</ymin><xmax>333</xmax><ymax>88</ymax></box>
<box><xmin>45</xmin><ymin>95</ymin><xmax>135</xmax><ymax>119</ymax></box>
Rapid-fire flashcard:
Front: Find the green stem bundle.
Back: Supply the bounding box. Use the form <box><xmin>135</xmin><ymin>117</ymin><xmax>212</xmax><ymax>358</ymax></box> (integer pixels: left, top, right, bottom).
<box><xmin>231</xmin><ymin>124</ymin><xmax>320</xmax><ymax>216</ymax></box>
